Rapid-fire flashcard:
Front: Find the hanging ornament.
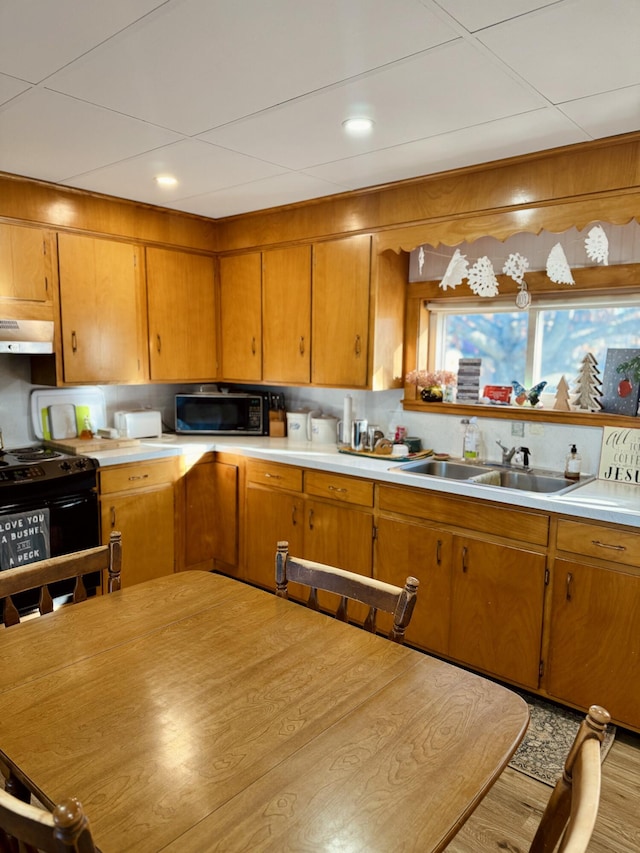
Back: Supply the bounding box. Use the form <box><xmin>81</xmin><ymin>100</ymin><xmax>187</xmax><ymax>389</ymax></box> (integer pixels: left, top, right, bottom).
<box><xmin>546</xmin><ymin>243</ymin><xmax>575</xmax><ymax>285</ymax></box>
<box><xmin>439</xmin><ymin>248</ymin><xmax>469</xmax><ymax>291</ymax></box>
<box><xmin>467</xmin><ymin>256</ymin><xmax>499</xmax><ymax>297</ymax></box>
<box><xmin>585</xmin><ymin>225</ymin><xmax>609</xmax><ymax>265</ymax></box>
<box><xmin>515</xmin><ymin>280</ymin><xmax>531</xmax><ymax>310</ymax></box>
<box><xmin>502</xmin><ymin>252</ymin><xmax>530</xmax><ymax>285</ymax></box>
<box><xmin>418</xmin><ymin>246</ymin><xmax>425</xmax><ymax>275</ymax></box>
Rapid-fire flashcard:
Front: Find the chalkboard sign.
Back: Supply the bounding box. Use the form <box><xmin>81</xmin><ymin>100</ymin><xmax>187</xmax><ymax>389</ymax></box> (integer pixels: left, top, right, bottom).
<box><xmin>598</xmin><ymin>427</ymin><xmax>640</xmax><ymax>485</ymax></box>
<box><xmin>0</xmin><ymin>509</ymin><xmax>51</xmax><ymax>570</ymax></box>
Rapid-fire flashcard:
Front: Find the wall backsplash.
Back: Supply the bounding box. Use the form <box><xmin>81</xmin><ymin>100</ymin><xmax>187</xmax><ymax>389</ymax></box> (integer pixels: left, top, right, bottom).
<box><xmin>1</xmin><ymin>357</ymin><xmax>604</xmax><ymax>474</ymax></box>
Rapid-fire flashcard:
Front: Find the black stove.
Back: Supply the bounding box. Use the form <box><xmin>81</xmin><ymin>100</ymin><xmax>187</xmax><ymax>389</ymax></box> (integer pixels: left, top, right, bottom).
<box><xmin>0</xmin><ymin>444</ymin><xmax>98</xmax><ymax>487</ymax></box>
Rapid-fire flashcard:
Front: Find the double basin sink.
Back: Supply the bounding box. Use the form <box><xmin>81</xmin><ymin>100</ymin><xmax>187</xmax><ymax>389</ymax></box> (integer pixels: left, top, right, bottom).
<box><xmin>391</xmin><ymin>458</ymin><xmax>593</xmax><ymax>496</ymax></box>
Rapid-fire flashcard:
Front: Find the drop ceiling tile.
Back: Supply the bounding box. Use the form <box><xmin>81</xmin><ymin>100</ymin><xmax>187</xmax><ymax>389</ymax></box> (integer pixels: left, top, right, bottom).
<box><xmin>478</xmin><ymin>0</ymin><xmax>640</xmax><ymax>103</ymax></box>
<box><xmin>201</xmin><ymin>40</ymin><xmax>544</xmax><ymax>171</ymax></box>
<box><xmin>431</xmin><ymin>0</ymin><xmax>560</xmax><ymax>32</ymax></box>
<box><xmin>559</xmin><ymin>86</ymin><xmax>640</xmax><ymax>138</ymax></box>
<box><xmin>45</xmin><ymin>0</ymin><xmax>458</xmax><ymax>135</ymax></box>
<box><xmin>304</xmin><ymin>108</ymin><xmax>588</xmax><ymax>190</ymax></box>
<box><xmin>171</xmin><ymin>172</ymin><xmax>349</xmax><ymax>218</ymax></box>
<box><xmin>0</xmin><ymin>0</ymin><xmax>166</xmax><ymax>83</ymax></box>
<box><xmin>0</xmin><ymin>74</ymin><xmax>29</xmax><ymax>107</ymax></box>
<box><xmin>62</xmin><ymin>139</ymin><xmax>288</xmax><ymax>206</ymax></box>
<box><xmin>0</xmin><ymin>88</ymin><xmax>181</xmax><ymax>182</ymax></box>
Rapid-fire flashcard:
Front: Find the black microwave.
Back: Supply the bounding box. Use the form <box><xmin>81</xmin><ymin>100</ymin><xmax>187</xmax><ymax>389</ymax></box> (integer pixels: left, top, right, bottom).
<box><xmin>175</xmin><ymin>393</ymin><xmax>268</xmax><ymax>435</ymax></box>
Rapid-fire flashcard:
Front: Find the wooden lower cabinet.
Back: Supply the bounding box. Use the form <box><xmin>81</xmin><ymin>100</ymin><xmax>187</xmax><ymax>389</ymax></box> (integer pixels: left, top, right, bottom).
<box><xmin>448</xmin><ymin>537</ymin><xmax>546</xmax><ymax>689</ymax></box>
<box><xmin>245</xmin><ymin>485</ymin><xmax>304</xmax><ymax>590</ymax></box>
<box><xmin>181</xmin><ymin>453</ymin><xmax>240</xmax><ymax>574</ymax></box>
<box><xmin>99</xmin><ymin>458</ymin><xmax>177</xmax><ymax>588</ymax></box>
<box><xmin>374</xmin><ymin>516</ymin><xmax>452</xmax><ymax>654</ymax></box>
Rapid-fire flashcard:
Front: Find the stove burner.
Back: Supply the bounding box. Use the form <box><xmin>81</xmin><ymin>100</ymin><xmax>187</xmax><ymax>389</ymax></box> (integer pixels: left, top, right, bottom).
<box><xmin>10</xmin><ymin>446</ymin><xmax>62</xmax><ymax>462</ymax></box>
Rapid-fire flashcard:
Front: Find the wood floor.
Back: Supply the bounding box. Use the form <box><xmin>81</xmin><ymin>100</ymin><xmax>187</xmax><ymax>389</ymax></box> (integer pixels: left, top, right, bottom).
<box><xmin>445</xmin><ymin>728</ymin><xmax>640</xmax><ymax>852</ymax></box>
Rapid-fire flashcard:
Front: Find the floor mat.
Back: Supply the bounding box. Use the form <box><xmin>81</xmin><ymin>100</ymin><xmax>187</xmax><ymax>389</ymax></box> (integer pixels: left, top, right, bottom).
<box><xmin>508</xmin><ymin>694</ymin><xmax>616</xmax><ymax>786</ymax></box>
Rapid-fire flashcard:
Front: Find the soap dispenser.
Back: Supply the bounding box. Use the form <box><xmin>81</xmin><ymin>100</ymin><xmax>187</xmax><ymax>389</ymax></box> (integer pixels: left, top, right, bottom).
<box><xmin>564</xmin><ymin>444</ymin><xmax>581</xmax><ymax>481</ymax></box>
<box><xmin>462</xmin><ymin>417</ymin><xmax>481</xmax><ymax>462</ymax></box>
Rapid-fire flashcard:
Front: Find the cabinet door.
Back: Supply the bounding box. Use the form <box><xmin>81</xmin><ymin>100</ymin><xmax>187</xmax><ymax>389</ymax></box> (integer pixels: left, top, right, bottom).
<box><xmin>146</xmin><ymin>247</ymin><xmax>217</xmax><ymax>381</ymax></box>
<box><xmin>304</xmin><ymin>498</ymin><xmax>373</xmax><ymax>620</ymax></box>
<box><xmin>312</xmin><ymin>235</ymin><xmax>370</xmax><ymax>387</ymax></box>
<box><xmin>58</xmin><ymin>233</ymin><xmax>146</xmax><ymax>383</ymax></box>
<box><xmin>101</xmin><ymin>485</ymin><xmax>174</xmax><ymax>588</ymax></box>
<box><xmin>244</xmin><ymin>485</ymin><xmax>304</xmax><ymax>590</ymax></box>
<box><xmin>219</xmin><ymin>252</ymin><xmax>262</xmax><ymax>381</ymax></box>
<box><xmin>546</xmin><ymin>559</ymin><xmax>640</xmax><ymax>728</ymax></box>
<box><xmin>262</xmin><ymin>245</ymin><xmax>311</xmax><ymax>383</ymax></box>
<box><xmin>375</xmin><ymin>516</ymin><xmax>452</xmax><ymax>654</ymax></box>
<box><xmin>184</xmin><ymin>459</ymin><xmax>238</xmax><ymax>572</ymax></box>
<box><xmin>0</xmin><ymin>223</ymin><xmax>49</xmax><ymax>302</ymax></box>
<box><xmin>449</xmin><ymin>537</ymin><xmax>546</xmax><ymax>689</ymax></box>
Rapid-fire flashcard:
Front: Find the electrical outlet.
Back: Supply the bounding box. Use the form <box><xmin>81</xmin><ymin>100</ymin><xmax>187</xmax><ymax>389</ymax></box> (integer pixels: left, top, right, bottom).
<box><xmin>530</xmin><ymin>423</ymin><xmax>545</xmax><ymax>435</ymax></box>
<box><xmin>511</xmin><ymin>421</ymin><xmax>525</xmax><ymax>437</ymax></box>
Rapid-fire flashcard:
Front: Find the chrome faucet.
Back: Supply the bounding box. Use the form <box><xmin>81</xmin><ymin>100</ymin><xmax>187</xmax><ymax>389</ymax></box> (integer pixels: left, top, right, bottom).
<box><xmin>495</xmin><ymin>440</ymin><xmax>516</xmax><ymax>465</ymax></box>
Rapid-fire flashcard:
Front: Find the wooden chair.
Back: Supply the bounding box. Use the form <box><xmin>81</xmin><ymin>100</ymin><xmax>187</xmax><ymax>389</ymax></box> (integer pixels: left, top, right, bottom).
<box><xmin>0</xmin><ymin>531</ymin><xmax>122</xmax><ymax>628</ymax></box>
<box><xmin>275</xmin><ymin>540</ymin><xmax>419</xmax><ymax>644</ymax></box>
<box><xmin>0</xmin><ymin>786</ymin><xmax>97</xmax><ymax>852</ymax></box>
<box><xmin>529</xmin><ymin>704</ymin><xmax>611</xmax><ymax>853</ymax></box>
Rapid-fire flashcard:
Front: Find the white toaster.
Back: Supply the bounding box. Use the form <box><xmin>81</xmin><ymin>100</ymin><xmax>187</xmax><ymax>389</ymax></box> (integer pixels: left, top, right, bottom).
<box><xmin>114</xmin><ymin>410</ymin><xmax>162</xmax><ymax>439</ymax></box>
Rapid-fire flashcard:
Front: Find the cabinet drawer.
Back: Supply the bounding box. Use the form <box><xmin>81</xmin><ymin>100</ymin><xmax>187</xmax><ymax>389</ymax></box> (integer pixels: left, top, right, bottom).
<box><xmin>246</xmin><ymin>460</ymin><xmax>303</xmax><ymax>492</ymax></box>
<box><xmin>378</xmin><ymin>484</ymin><xmax>549</xmax><ymax>546</ymax></box>
<box><xmin>556</xmin><ymin>519</ymin><xmax>640</xmax><ymax>568</ymax></box>
<box><xmin>304</xmin><ymin>470</ymin><xmax>374</xmax><ymax>507</ymax></box>
<box><xmin>100</xmin><ymin>458</ymin><xmax>177</xmax><ymax>495</ymax></box>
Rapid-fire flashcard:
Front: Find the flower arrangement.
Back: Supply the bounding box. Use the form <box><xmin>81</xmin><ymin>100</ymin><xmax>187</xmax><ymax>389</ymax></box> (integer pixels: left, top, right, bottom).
<box><xmin>405</xmin><ymin>369</ymin><xmax>457</xmax><ymax>389</ymax></box>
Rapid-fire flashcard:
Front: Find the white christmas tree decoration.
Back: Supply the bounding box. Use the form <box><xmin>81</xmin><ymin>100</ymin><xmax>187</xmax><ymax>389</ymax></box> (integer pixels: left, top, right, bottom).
<box><xmin>585</xmin><ymin>225</ymin><xmax>609</xmax><ymax>265</ymax></box>
<box><xmin>502</xmin><ymin>252</ymin><xmax>530</xmax><ymax>285</ymax></box>
<box><xmin>439</xmin><ymin>248</ymin><xmax>469</xmax><ymax>291</ymax></box>
<box><xmin>570</xmin><ymin>353</ymin><xmax>602</xmax><ymax>412</ymax></box>
<box><xmin>546</xmin><ymin>243</ymin><xmax>575</xmax><ymax>285</ymax></box>
<box><xmin>418</xmin><ymin>246</ymin><xmax>425</xmax><ymax>275</ymax></box>
<box><xmin>467</xmin><ymin>256</ymin><xmax>499</xmax><ymax>297</ymax></box>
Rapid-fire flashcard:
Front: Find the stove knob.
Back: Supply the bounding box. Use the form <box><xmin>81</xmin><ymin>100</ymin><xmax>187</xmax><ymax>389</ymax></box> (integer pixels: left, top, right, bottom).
<box><xmin>59</xmin><ymin>461</ymin><xmax>72</xmax><ymax>471</ymax></box>
<box><xmin>74</xmin><ymin>458</ymin><xmax>87</xmax><ymax>469</ymax></box>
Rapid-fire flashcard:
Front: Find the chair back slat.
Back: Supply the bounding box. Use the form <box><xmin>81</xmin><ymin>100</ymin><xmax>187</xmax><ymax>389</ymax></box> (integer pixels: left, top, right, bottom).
<box><xmin>0</xmin><ymin>532</ymin><xmax>122</xmax><ymax>628</ymax></box>
<box><xmin>275</xmin><ymin>540</ymin><xmax>419</xmax><ymax>644</ymax></box>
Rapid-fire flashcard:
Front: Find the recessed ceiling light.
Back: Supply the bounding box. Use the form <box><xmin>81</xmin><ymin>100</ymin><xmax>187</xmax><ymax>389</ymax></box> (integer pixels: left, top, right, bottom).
<box><xmin>154</xmin><ymin>175</ymin><xmax>178</xmax><ymax>187</ymax></box>
<box><xmin>342</xmin><ymin>117</ymin><xmax>374</xmax><ymax>136</ymax></box>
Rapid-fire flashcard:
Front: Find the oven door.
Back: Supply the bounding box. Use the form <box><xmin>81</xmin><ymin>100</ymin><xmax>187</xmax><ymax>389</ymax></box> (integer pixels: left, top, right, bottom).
<box><xmin>0</xmin><ymin>490</ymin><xmax>100</xmax><ymax>616</ymax></box>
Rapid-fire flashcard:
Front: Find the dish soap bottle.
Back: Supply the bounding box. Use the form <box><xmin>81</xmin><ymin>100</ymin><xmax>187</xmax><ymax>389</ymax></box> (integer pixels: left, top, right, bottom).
<box><xmin>462</xmin><ymin>417</ymin><xmax>481</xmax><ymax>462</ymax></box>
<box><xmin>565</xmin><ymin>444</ymin><xmax>581</xmax><ymax>480</ymax></box>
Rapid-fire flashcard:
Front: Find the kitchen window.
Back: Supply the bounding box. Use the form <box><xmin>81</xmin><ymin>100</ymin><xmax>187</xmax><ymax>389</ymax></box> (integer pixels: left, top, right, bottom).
<box><xmin>428</xmin><ymin>294</ymin><xmax>640</xmax><ymax>393</ymax></box>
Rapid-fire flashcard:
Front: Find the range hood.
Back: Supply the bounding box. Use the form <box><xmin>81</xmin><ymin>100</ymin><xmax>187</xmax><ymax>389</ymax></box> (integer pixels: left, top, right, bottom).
<box><xmin>0</xmin><ymin>319</ymin><xmax>54</xmax><ymax>354</ymax></box>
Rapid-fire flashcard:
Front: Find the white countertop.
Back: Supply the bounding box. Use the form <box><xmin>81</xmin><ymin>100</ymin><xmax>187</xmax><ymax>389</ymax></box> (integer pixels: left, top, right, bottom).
<box><xmin>88</xmin><ymin>435</ymin><xmax>640</xmax><ymax>528</ymax></box>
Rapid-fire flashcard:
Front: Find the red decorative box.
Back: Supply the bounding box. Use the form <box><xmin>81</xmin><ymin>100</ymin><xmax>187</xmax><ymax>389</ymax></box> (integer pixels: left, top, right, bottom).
<box><xmin>482</xmin><ymin>385</ymin><xmax>512</xmax><ymax>403</ymax></box>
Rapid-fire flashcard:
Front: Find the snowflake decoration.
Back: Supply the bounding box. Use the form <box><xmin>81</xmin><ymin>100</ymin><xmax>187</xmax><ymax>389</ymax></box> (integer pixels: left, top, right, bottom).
<box><xmin>546</xmin><ymin>243</ymin><xmax>575</xmax><ymax>285</ymax></box>
<box><xmin>585</xmin><ymin>225</ymin><xmax>609</xmax><ymax>265</ymax></box>
<box><xmin>467</xmin><ymin>256</ymin><xmax>499</xmax><ymax>297</ymax></box>
<box><xmin>439</xmin><ymin>248</ymin><xmax>469</xmax><ymax>291</ymax></box>
<box><xmin>502</xmin><ymin>252</ymin><xmax>530</xmax><ymax>285</ymax></box>
<box><xmin>418</xmin><ymin>246</ymin><xmax>425</xmax><ymax>275</ymax></box>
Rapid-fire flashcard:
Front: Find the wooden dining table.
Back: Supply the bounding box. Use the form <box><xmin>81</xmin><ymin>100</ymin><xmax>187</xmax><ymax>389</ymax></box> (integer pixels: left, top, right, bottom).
<box><xmin>0</xmin><ymin>571</ymin><xmax>528</xmax><ymax>852</ymax></box>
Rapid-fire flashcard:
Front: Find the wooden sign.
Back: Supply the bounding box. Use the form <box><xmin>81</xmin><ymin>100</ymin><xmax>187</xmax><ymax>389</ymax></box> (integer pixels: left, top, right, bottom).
<box><xmin>598</xmin><ymin>427</ymin><xmax>640</xmax><ymax>484</ymax></box>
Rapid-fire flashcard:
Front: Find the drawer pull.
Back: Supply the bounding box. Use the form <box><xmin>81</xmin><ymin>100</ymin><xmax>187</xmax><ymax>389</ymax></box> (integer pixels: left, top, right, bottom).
<box><xmin>308</xmin><ymin>509</ymin><xmax>314</xmax><ymax>530</ymax></box>
<box><xmin>436</xmin><ymin>539</ymin><xmax>442</xmax><ymax>566</ymax></box>
<box><xmin>71</xmin><ymin>331</ymin><xmax>78</xmax><ymax>353</ymax></box>
<box><xmin>110</xmin><ymin>506</ymin><xmax>116</xmax><ymax>528</ymax></box>
<box><xmin>299</xmin><ymin>336</ymin><xmax>305</xmax><ymax>355</ymax></box>
<box><xmin>566</xmin><ymin>572</ymin><xmax>573</xmax><ymax>601</ymax></box>
<box><xmin>292</xmin><ymin>505</ymin><xmax>297</xmax><ymax>526</ymax></box>
<box><xmin>156</xmin><ymin>334</ymin><xmax>162</xmax><ymax>354</ymax></box>
<box><xmin>128</xmin><ymin>474</ymin><xmax>149</xmax><ymax>481</ymax></box>
<box><xmin>592</xmin><ymin>539</ymin><xmax>626</xmax><ymax>552</ymax></box>
<box><xmin>328</xmin><ymin>485</ymin><xmax>347</xmax><ymax>493</ymax></box>
<box><xmin>264</xmin><ymin>473</ymin><xmax>282</xmax><ymax>480</ymax></box>
<box><xmin>251</xmin><ymin>336</ymin><xmax>256</xmax><ymax>355</ymax></box>
<box><xmin>355</xmin><ymin>334</ymin><xmax>361</xmax><ymax>356</ymax></box>
<box><xmin>461</xmin><ymin>546</ymin><xmax>468</xmax><ymax>573</ymax></box>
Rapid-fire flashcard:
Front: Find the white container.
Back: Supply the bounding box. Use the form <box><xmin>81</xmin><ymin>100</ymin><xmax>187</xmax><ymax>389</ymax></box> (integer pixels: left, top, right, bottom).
<box><xmin>114</xmin><ymin>410</ymin><xmax>162</xmax><ymax>439</ymax></box>
<box><xmin>286</xmin><ymin>410</ymin><xmax>313</xmax><ymax>442</ymax></box>
<box><xmin>311</xmin><ymin>415</ymin><xmax>338</xmax><ymax>445</ymax></box>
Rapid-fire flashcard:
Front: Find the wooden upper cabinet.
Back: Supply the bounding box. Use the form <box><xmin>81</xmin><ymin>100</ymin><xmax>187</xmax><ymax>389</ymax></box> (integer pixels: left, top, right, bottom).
<box><xmin>219</xmin><ymin>252</ymin><xmax>262</xmax><ymax>381</ymax></box>
<box><xmin>262</xmin><ymin>245</ymin><xmax>311</xmax><ymax>383</ymax></box>
<box><xmin>57</xmin><ymin>232</ymin><xmax>147</xmax><ymax>384</ymax></box>
<box><xmin>0</xmin><ymin>222</ymin><xmax>51</xmax><ymax>304</ymax></box>
<box><xmin>312</xmin><ymin>234</ymin><xmax>371</xmax><ymax>388</ymax></box>
<box><xmin>146</xmin><ymin>247</ymin><xmax>217</xmax><ymax>382</ymax></box>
